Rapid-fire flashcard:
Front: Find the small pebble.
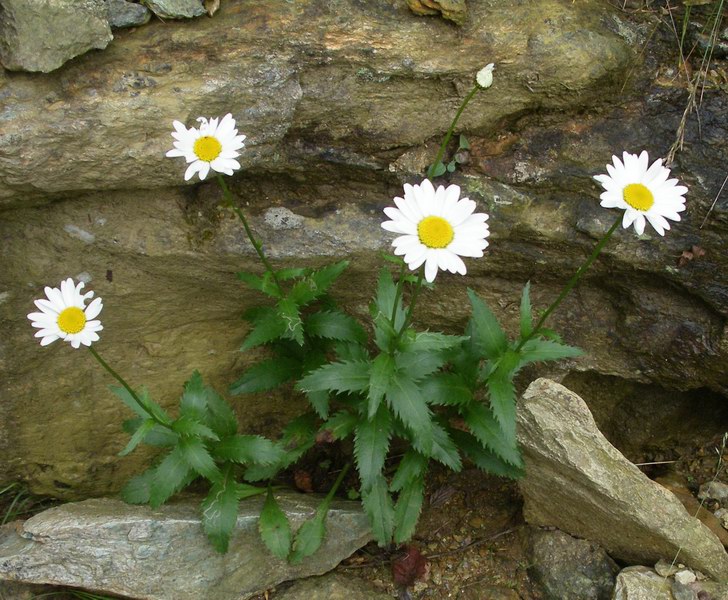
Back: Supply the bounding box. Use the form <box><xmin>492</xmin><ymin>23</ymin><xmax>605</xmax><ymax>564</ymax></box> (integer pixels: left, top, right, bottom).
<box><xmin>674</xmin><ymin>569</ymin><xmax>697</xmax><ymax>585</ymax></box>
<box><xmin>655</xmin><ymin>558</ymin><xmax>679</xmax><ymax>577</ymax></box>
<box><xmin>714</xmin><ymin>508</ymin><xmax>728</xmax><ymax>530</ymax></box>
<box><xmin>698</xmin><ymin>481</ymin><xmax>728</xmax><ymax>505</ymax></box>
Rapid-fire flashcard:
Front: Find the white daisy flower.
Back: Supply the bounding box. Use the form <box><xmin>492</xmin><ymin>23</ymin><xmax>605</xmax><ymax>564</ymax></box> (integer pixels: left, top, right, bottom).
<box><xmin>165</xmin><ymin>113</ymin><xmax>246</xmax><ymax>181</ymax></box>
<box><xmin>382</xmin><ymin>179</ymin><xmax>490</xmax><ymax>283</ymax></box>
<box><xmin>27</xmin><ymin>278</ymin><xmax>103</xmax><ymax>349</ymax></box>
<box><xmin>594</xmin><ymin>151</ymin><xmax>688</xmax><ymax>236</ymax></box>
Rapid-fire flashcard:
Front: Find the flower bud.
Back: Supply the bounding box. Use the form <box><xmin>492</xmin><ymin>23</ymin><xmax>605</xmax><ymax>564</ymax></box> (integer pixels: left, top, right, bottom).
<box><xmin>476</xmin><ymin>63</ymin><xmax>495</xmax><ymax>89</ymax></box>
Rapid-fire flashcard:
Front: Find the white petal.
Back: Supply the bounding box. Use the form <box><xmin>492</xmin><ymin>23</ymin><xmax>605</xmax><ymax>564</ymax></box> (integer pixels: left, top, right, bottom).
<box><xmin>198</xmin><ymin>162</ymin><xmax>211</xmax><ymax>180</ymax></box>
<box><xmin>85</xmin><ymin>297</ymin><xmax>103</xmax><ymax>320</ymax></box>
<box><xmin>40</xmin><ymin>335</ymin><xmax>59</xmax><ymax>346</ymax></box>
<box><xmin>633</xmin><ymin>214</ymin><xmax>646</xmax><ymax>235</ymax></box>
<box><xmin>184</xmin><ymin>162</ymin><xmax>202</xmax><ymax>181</ymax></box>
<box><xmin>424</xmin><ymin>254</ymin><xmax>439</xmax><ymax>283</ymax></box>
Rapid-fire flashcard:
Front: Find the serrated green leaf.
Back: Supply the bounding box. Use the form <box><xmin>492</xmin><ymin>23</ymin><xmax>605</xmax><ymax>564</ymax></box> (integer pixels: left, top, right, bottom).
<box><xmin>368</xmin><ymin>353</ymin><xmax>396</xmax><ymax>419</ymax></box>
<box><xmin>214</xmin><ymin>435</ymin><xmax>284</xmax><ymax>466</ymax></box>
<box><xmin>488</xmin><ymin>351</ymin><xmax>520</xmax><ymax>445</ymax></box>
<box><xmin>451</xmin><ymin>430</ymin><xmax>525</xmax><ymax>479</ymax></box>
<box><xmin>229</xmin><ymin>357</ymin><xmax>300</xmax><ymax>395</ymax></box>
<box><xmin>111</xmin><ymin>385</ymin><xmax>171</xmax><ymax>425</ymax></box>
<box><xmin>277</xmin><ymin>298</ymin><xmax>304</xmax><ymax>345</ymax></box>
<box><xmin>320</xmin><ymin>411</ymin><xmax>357</xmax><ymax>441</ymax></box>
<box><xmin>149</xmin><ymin>446</ymin><xmax>195</xmax><ymax>508</ymax></box>
<box><xmin>305</xmin><ymin>310</ymin><xmax>366</xmax><ymax>343</ymax></box>
<box><xmin>296</xmin><ymin>360</ymin><xmax>370</xmax><ymax>395</ymax></box>
<box><xmin>244</xmin><ymin>414</ymin><xmax>318</xmax><ymax>482</ymax></box>
<box><xmin>385</xmin><ymin>375</ymin><xmax>433</xmax><ymax>451</ymax></box>
<box><xmin>412</xmin><ymin>421</ymin><xmax>461</xmax><ymax>470</ymax></box>
<box><xmin>201</xmin><ymin>466</ymin><xmax>239</xmax><ymax>553</ymax></box>
<box><xmin>463</xmin><ymin>403</ymin><xmax>522</xmax><ymax>467</ymax></box>
<box><xmin>372</xmin><ymin>310</ymin><xmax>397</xmax><ymax>352</ymax></box>
<box><xmin>372</xmin><ymin>268</ymin><xmax>405</xmax><ymax>330</ymax></box>
<box><xmin>289</xmin><ymin>509</ymin><xmax>326</xmax><ymax>564</ymax></box>
<box><xmin>179</xmin><ymin>370</ymin><xmax>207</xmax><ymax>420</ymax></box>
<box><xmin>466</xmin><ymin>289</ymin><xmax>507</xmax><ymax>360</ymax></box>
<box><xmin>241</xmin><ymin>308</ymin><xmax>288</xmax><ymax>351</ymax></box>
<box><xmin>390</xmin><ymin>450</ymin><xmax>428</xmax><ymax>492</ymax></box>
<box><xmin>393</xmin><ymin>476</ymin><xmax>424</xmax><ymax>543</ymax></box>
<box><xmin>307</xmin><ymin>390</ymin><xmax>330</xmax><ymax>419</ymax></box>
<box><xmin>520</xmin><ymin>282</ymin><xmax>532</xmax><ymax>338</ymax></box>
<box><xmin>418</xmin><ymin>372</ymin><xmax>472</xmax><ymax>406</ymax></box>
<box><xmin>309</xmin><ymin>260</ymin><xmax>349</xmax><ymax>293</ymax></box>
<box><xmin>259</xmin><ymin>489</ymin><xmax>292</xmax><ymax>560</ymax></box>
<box><xmin>519</xmin><ymin>338</ymin><xmax>582</xmax><ymax>366</ymax></box>
<box><xmin>354</xmin><ymin>405</ymin><xmax>392</xmax><ymax>489</ymax></box>
<box><xmin>237</xmin><ymin>271</ymin><xmax>282</xmax><ymax>298</ymax></box>
<box><xmin>121</xmin><ymin>469</ymin><xmax>155</xmax><ymax>504</ymax></box>
<box><xmin>275</xmin><ymin>267</ymin><xmax>307</xmax><ymax>281</ymax></box>
<box><xmin>361</xmin><ymin>474</ymin><xmax>395</xmax><ymax>546</ymax></box>
<box><xmin>400</xmin><ymin>331</ymin><xmax>467</xmax><ymax>354</ymax></box>
<box><xmin>179</xmin><ymin>437</ymin><xmax>221</xmax><ymax>481</ymax></box>
<box><xmin>204</xmin><ymin>388</ymin><xmax>239</xmax><ymax>438</ymax></box>
<box><xmin>119</xmin><ymin>418</ymin><xmax>155</xmax><ymax>457</ymax></box>
<box><xmin>394</xmin><ymin>349</ymin><xmax>446</xmax><ymax>382</ymax></box>
<box><xmin>172</xmin><ymin>415</ymin><xmax>219</xmax><ymax>441</ymax></box>
<box><xmin>237</xmin><ymin>483</ymin><xmax>268</xmax><ymax>500</ymax></box>
<box><xmin>123</xmin><ymin>418</ymin><xmax>179</xmax><ymax>447</ymax></box>
<box><xmin>334</xmin><ymin>340</ymin><xmax>370</xmax><ymax>362</ymax></box>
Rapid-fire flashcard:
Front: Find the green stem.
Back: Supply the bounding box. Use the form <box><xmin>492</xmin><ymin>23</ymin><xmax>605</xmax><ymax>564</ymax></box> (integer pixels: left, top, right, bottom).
<box><xmin>427</xmin><ymin>84</ymin><xmax>480</xmax><ymax>179</ymax></box>
<box><xmin>515</xmin><ymin>214</ymin><xmax>622</xmax><ymax>352</ymax></box>
<box><xmin>87</xmin><ymin>346</ymin><xmax>169</xmax><ymax>428</ymax></box>
<box><xmin>390</xmin><ymin>263</ymin><xmax>407</xmax><ymax>326</ymax></box>
<box><xmin>400</xmin><ymin>268</ymin><xmax>425</xmax><ymax>334</ymax></box>
<box><xmin>325</xmin><ymin>463</ymin><xmax>351</xmax><ymax>503</ymax></box>
<box><xmin>216</xmin><ymin>174</ymin><xmax>282</xmax><ymax>293</ymax></box>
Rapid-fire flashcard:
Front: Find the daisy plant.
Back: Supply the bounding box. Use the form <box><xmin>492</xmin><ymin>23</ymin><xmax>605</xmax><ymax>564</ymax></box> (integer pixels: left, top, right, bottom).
<box><xmin>28</xmin><ymin>278</ymin><xmax>285</xmax><ymax>554</ymax></box>
<box><xmin>28</xmin><ymin>63</ymin><xmax>689</xmax><ymax>563</ymax></box>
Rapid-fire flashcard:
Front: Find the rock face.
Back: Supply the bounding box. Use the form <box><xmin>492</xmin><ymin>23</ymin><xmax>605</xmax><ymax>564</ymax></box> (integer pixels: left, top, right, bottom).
<box><xmin>0</xmin><ymin>495</ymin><xmax>371</xmax><ymax>600</ymax></box>
<box><xmin>0</xmin><ymin>0</ymin><xmax>113</xmax><ymax>73</ymax></box>
<box><xmin>0</xmin><ymin>0</ymin><xmax>727</xmax><ymax>499</ymax></box>
<box><xmin>517</xmin><ymin>378</ymin><xmax>728</xmax><ymax>581</ymax></box>
<box><xmin>527</xmin><ymin>527</ymin><xmax>619</xmax><ymax>600</ymax></box>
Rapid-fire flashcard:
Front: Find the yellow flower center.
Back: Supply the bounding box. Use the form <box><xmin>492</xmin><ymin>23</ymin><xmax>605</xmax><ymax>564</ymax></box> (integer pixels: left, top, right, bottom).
<box><xmin>57</xmin><ymin>307</ymin><xmax>86</xmax><ymax>334</ymax></box>
<box><xmin>417</xmin><ymin>216</ymin><xmax>454</xmax><ymax>249</ymax></box>
<box><xmin>193</xmin><ymin>136</ymin><xmax>222</xmax><ymax>162</ymax></box>
<box><xmin>623</xmin><ymin>183</ymin><xmax>654</xmax><ymax>211</ymax></box>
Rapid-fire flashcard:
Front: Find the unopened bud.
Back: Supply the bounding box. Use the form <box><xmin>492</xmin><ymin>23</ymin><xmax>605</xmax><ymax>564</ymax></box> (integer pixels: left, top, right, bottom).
<box><xmin>476</xmin><ymin>63</ymin><xmax>495</xmax><ymax>89</ymax></box>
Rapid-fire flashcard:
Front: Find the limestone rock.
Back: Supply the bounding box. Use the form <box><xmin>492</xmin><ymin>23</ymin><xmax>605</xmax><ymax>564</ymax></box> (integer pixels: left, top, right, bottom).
<box><xmin>405</xmin><ymin>0</ymin><xmax>468</xmax><ymax>25</ymax></box>
<box><xmin>517</xmin><ymin>379</ymin><xmax>728</xmax><ymax>581</ymax></box>
<box><xmin>141</xmin><ymin>0</ymin><xmax>205</xmax><ymax>19</ymax></box>
<box><xmin>275</xmin><ymin>573</ymin><xmax>390</xmax><ymax>600</ymax></box>
<box><xmin>106</xmin><ymin>0</ymin><xmax>152</xmax><ymax>28</ymax></box>
<box><xmin>612</xmin><ymin>567</ymin><xmax>673</xmax><ymax>600</ymax></box>
<box><xmin>0</xmin><ymin>496</ymin><xmax>371</xmax><ymax>600</ymax></box>
<box><xmin>0</xmin><ymin>0</ymin><xmax>113</xmax><ymax>73</ymax></box>
<box><xmin>0</xmin><ymin>0</ymin><xmax>633</xmax><ymax>204</ymax></box>
<box><xmin>527</xmin><ymin>527</ymin><xmax>619</xmax><ymax>600</ymax></box>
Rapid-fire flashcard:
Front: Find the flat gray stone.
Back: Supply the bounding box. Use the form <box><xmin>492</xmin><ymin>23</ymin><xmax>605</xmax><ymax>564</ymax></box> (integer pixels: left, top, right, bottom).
<box><xmin>612</xmin><ymin>567</ymin><xmax>673</xmax><ymax>600</ymax></box>
<box><xmin>275</xmin><ymin>573</ymin><xmax>390</xmax><ymax>600</ymax></box>
<box><xmin>699</xmin><ymin>482</ymin><xmax>728</xmax><ymax>506</ymax></box>
<box><xmin>141</xmin><ymin>0</ymin><xmax>205</xmax><ymax>18</ymax></box>
<box><xmin>0</xmin><ymin>0</ymin><xmax>113</xmax><ymax>73</ymax></box>
<box><xmin>517</xmin><ymin>379</ymin><xmax>728</xmax><ymax>581</ymax></box>
<box><xmin>106</xmin><ymin>0</ymin><xmax>152</xmax><ymax>28</ymax></box>
<box><xmin>528</xmin><ymin>527</ymin><xmax>619</xmax><ymax>600</ymax></box>
<box><xmin>0</xmin><ymin>496</ymin><xmax>371</xmax><ymax>600</ymax></box>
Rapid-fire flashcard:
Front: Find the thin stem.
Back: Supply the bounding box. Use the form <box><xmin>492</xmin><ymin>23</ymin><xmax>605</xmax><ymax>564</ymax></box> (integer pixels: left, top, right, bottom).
<box><xmin>325</xmin><ymin>463</ymin><xmax>351</xmax><ymax>502</ymax></box>
<box><xmin>390</xmin><ymin>263</ymin><xmax>407</xmax><ymax>325</ymax></box>
<box><xmin>216</xmin><ymin>174</ymin><xmax>282</xmax><ymax>292</ymax></box>
<box><xmin>87</xmin><ymin>346</ymin><xmax>169</xmax><ymax>428</ymax></box>
<box><xmin>515</xmin><ymin>214</ymin><xmax>622</xmax><ymax>352</ymax></box>
<box><xmin>400</xmin><ymin>269</ymin><xmax>425</xmax><ymax>334</ymax></box>
<box><xmin>427</xmin><ymin>84</ymin><xmax>480</xmax><ymax>179</ymax></box>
